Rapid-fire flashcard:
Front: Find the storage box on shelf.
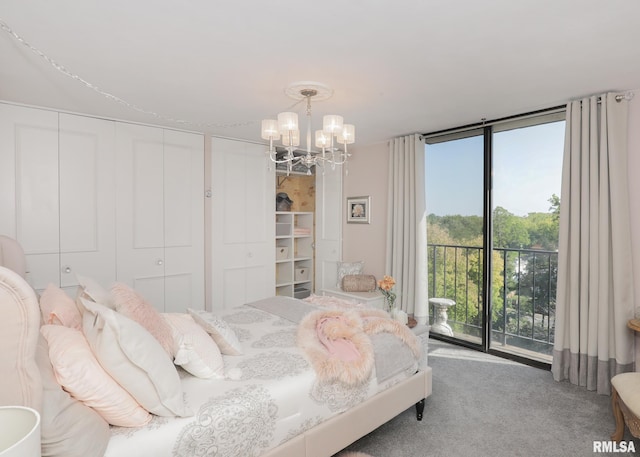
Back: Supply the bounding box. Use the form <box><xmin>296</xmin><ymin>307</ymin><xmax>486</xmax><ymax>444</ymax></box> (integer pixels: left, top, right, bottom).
<box><xmin>275</xmin><ymin>212</ymin><xmax>314</xmax><ymax>298</ymax></box>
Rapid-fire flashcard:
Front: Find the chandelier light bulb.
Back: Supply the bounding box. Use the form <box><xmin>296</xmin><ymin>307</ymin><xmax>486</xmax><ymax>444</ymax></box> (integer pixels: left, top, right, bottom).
<box><xmin>282</xmin><ymin>129</ymin><xmax>300</xmax><ymax>147</ymax></box>
<box><xmin>322</xmin><ymin>114</ymin><xmax>344</xmax><ymax>134</ymax></box>
<box><xmin>315</xmin><ymin>130</ymin><xmax>331</xmax><ymax>149</ymax></box>
<box><xmin>261</xmin><ymin>119</ymin><xmax>280</xmax><ymax>140</ymax></box>
<box><xmin>278</xmin><ymin>112</ymin><xmax>299</xmax><ymax>134</ymax></box>
<box><xmin>337</xmin><ymin>124</ymin><xmax>355</xmax><ymax>145</ymax></box>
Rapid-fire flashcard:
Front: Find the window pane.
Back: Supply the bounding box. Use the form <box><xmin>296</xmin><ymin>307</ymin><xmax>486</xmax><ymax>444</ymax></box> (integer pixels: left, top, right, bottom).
<box><xmin>491</xmin><ymin>120</ymin><xmax>564</xmax><ymax>362</ymax></box>
<box><xmin>426</xmin><ymin>134</ymin><xmax>484</xmax><ymax>344</ymax></box>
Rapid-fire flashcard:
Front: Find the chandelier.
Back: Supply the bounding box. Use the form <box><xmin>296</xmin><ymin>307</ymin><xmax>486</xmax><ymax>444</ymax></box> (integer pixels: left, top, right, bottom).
<box><xmin>261</xmin><ymin>82</ymin><xmax>355</xmax><ymax>175</ymax></box>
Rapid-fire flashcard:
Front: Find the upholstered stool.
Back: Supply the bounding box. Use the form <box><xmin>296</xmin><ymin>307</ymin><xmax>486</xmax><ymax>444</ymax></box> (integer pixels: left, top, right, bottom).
<box><xmin>611</xmin><ymin>372</ymin><xmax>640</xmax><ymax>441</ymax></box>
<box><xmin>429</xmin><ymin>298</ymin><xmax>455</xmax><ymax>336</ymax></box>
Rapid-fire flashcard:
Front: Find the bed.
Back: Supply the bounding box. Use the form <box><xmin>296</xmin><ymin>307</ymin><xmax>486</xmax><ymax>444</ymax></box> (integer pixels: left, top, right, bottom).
<box><xmin>0</xmin><ymin>237</ymin><xmax>432</xmax><ymax>457</ymax></box>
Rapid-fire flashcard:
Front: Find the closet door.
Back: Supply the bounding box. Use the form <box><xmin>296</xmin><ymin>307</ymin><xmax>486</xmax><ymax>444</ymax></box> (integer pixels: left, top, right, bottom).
<box><xmin>163</xmin><ymin>129</ymin><xmax>205</xmax><ymax>312</ymax></box>
<box><xmin>0</xmin><ymin>104</ymin><xmax>59</xmax><ymax>289</ymax></box>
<box><xmin>58</xmin><ymin>114</ymin><xmax>116</xmax><ymax>292</ymax></box>
<box><xmin>211</xmin><ymin>137</ymin><xmax>275</xmax><ymax>309</ymax></box>
<box><xmin>116</xmin><ymin>123</ymin><xmax>204</xmax><ymax>311</ymax></box>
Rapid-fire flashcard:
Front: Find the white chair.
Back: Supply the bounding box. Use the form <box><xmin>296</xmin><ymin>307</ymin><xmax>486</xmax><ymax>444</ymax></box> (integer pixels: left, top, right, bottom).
<box><xmin>0</xmin><ymin>406</ymin><xmax>41</xmax><ymax>457</ymax></box>
<box><xmin>611</xmin><ymin>372</ymin><xmax>640</xmax><ymax>441</ymax></box>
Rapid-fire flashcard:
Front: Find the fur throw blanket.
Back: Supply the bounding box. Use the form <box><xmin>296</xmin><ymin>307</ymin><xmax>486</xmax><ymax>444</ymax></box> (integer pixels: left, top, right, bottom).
<box><xmin>297</xmin><ymin>308</ymin><xmax>421</xmax><ymax>386</ymax></box>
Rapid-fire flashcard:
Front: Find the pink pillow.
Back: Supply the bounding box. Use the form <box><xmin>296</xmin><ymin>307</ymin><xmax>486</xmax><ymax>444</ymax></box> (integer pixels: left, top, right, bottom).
<box><xmin>163</xmin><ymin>313</ymin><xmax>224</xmax><ymax>379</ymax></box>
<box><xmin>40</xmin><ymin>324</ymin><xmax>151</xmax><ymax>427</ymax></box>
<box><xmin>40</xmin><ymin>284</ymin><xmax>82</xmax><ymax>329</ymax></box>
<box><xmin>111</xmin><ymin>282</ymin><xmax>174</xmax><ymax>355</ymax></box>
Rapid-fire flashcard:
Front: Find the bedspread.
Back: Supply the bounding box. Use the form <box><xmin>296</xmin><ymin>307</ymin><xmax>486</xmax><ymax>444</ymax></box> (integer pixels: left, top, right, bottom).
<box><xmin>105</xmin><ymin>297</ymin><xmax>421</xmax><ymax>457</ymax></box>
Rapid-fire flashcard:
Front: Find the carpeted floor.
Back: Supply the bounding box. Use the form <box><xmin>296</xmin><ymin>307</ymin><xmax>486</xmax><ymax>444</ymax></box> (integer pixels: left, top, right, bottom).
<box><xmin>338</xmin><ymin>339</ymin><xmax>639</xmax><ymax>457</ymax></box>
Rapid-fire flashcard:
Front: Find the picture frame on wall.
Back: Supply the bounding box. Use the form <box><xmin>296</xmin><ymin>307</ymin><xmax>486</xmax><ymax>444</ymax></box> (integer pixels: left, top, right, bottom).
<box><xmin>347</xmin><ymin>196</ymin><xmax>371</xmax><ymax>224</ymax></box>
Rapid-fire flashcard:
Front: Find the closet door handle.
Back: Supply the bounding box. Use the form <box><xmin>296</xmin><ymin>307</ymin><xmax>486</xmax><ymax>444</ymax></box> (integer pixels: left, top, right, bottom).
<box><xmin>156</xmin><ymin>259</ymin><xmax>164</xmax><ymax>266</ymax></box>
<box><xmin>63</xmin><ymin>266</ymin><xmax>72</xmax><ymax>274</ymax></box>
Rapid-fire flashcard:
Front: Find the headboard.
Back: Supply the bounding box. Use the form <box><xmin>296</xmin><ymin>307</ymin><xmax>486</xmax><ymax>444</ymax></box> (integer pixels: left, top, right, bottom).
<box><xmin>0</xmin><ymin>265</ymin><xmax>42</xmax><ymax>410</ymax></box>
<box><xmin>0</xmin><ymin>235</ymin><xmax>27</xmax><ymax>278</ymax></box>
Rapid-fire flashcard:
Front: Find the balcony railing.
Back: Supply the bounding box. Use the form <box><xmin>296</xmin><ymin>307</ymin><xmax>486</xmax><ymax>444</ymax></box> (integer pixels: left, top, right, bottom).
<box><xmin>428</xmin><ymin>243</ymin><xmax>557</xmax><ymax>358</ymax></box>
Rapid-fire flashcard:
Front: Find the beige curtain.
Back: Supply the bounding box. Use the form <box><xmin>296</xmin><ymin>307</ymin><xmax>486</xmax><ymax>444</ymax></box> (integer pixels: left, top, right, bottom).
<box><xmin>552</xmin><ymin>93</ymin><xmax>635</xmax><ymax>394</ymax></box>
<box><xmin>386</xmin><ymin>134</ymin><xmax>428</xmax><ymax>324</ymax></box>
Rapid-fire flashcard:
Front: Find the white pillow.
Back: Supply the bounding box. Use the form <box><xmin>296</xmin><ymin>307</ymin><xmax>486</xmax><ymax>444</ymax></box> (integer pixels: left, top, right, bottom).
<box><xmin>163</xmin><ymin>313</ymin><xmax>225</xmax><ymax>379</ymax></box>
<box><xmin>188</xmin><ymin>308</ymin><xmax>243</xmax><ymax>356</ymax></box>
<box><xmin>337</xmin><ymin>261</ymin><xmax>364</xmax><ymax>289</ymax></box>
<box><xmin>41</xmin><ymin>324</ymin><xmax>151</xmax><ymax>427</ymax></box>
<box><xmin>81</xmin><ymin>298</ymin><xmax>190</xmax><ymax>417</ymax></box>
<box><xmin>75</xmin><ymin>274</ymin><xmax>113</xmax><ymax>309</ymax></box>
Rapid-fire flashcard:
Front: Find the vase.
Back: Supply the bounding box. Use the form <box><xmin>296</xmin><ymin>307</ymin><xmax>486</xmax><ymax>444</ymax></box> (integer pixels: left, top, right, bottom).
<box><xmin>384</xmin><ymin>296</ymin><xmax>395</xmax><ymax>313</ymax></box>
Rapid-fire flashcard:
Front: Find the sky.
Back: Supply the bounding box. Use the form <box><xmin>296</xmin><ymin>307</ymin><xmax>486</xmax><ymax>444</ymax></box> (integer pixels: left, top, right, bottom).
<box><xmin>425</xmin><ymin>121</ymin><xmax>565</xmax><ymax>217</ymax></box>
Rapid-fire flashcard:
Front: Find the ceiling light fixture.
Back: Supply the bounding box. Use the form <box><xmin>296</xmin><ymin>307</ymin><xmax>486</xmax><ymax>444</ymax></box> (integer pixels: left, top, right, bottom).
<box><xmin>261</xmin><ymin>81</ymin><xmax>355</xmax><ymax>175</ymax></box>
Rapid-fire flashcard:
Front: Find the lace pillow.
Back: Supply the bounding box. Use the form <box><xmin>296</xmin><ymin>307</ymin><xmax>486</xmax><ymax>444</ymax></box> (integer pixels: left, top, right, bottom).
<box><xmin>336</xmin><ymin>261</ymin><xmax>364</xmax><ymax>289</ymax></box>
<box><xmin>163</xmin><ymin>313</ymin><xmax>225</xmax><ymax>379</ymax></box>
<box><xmin>188</xmin><ymin>308</ymin><xmax>243</xmax><ymax>356</ymax></box>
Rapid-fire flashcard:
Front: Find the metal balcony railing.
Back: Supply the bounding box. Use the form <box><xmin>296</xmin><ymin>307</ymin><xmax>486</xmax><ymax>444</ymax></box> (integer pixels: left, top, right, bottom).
<box><xmin>428</xmin><ymin>243</ymin><xmax>557</xmax><ymax>357</ymax></box>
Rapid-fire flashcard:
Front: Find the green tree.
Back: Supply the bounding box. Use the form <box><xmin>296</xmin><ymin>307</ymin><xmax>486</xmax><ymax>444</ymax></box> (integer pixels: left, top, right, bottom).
<box><xmin>492</xmin><ymin>207</ymin><xmax>529</xmax><ymax>249</ymax></box>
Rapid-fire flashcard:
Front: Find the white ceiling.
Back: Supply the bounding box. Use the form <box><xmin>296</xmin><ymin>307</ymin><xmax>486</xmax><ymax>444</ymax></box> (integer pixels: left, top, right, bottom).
<box><xmin>1</xmin><ymin>0</ymin><xmax>640</xmax><ymax>147</ymax></box>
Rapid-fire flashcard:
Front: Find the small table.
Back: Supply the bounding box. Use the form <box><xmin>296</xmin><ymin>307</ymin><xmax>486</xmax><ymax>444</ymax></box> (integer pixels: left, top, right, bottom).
<box><xmin>429</xmin><ymin>298</ymin><xmax>455</xmax><ymax>336</ymax></box>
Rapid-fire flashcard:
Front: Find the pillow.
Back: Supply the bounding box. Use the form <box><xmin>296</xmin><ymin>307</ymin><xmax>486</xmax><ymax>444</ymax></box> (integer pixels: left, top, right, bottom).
<box><xmin>41</xmin><ymin>324</ymin><xmax>151</xmax><ymax>427</ymax></box>
<box><xmin>36</xmin><ymin>334</ymin><xmax>110</xmax><ymax>457</ymax></box>
<box><xmin>342</xmin><ymin>274</ymin><xmax>377</xmax><ymax>292</ymax></box>
<box><xmin>337</xmin><ymin>261</ymin><xmax>364</xmax><ymax>289</ymax></box>
<box><xmin>81</xmin><ymin>298</ymin><xmax>190</xmax><ymax>417</ymax></box>
<box><xmin>163</xmin><ymin>313</ymin><xmax>225</xmax><ymax>379</ymax></box>
<box><xmin>188</xmin><ymin>308</ymin><xmax>243</xmax><ymax>355</ymax></box>
<box><xmin>111</xmin><ymin>282</ymin><xmax>174</xmax><ymax>355</ymax></box>
<box><xmin>40</xmin><ymin>284</ymin><xmax>83</xmax><ymax>329</ymax></box>
<box><xmin>75</xmin><ymin>274</ymin><xmax>113</xmax><ymax>308</ymax></box>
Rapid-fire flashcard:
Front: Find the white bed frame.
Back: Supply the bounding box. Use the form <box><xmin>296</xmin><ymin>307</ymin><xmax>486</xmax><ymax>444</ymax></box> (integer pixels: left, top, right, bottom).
<box><xmin>0</xmin><ymin>235</ymin><xmax>433</xmax><ymax>457</ymax></box>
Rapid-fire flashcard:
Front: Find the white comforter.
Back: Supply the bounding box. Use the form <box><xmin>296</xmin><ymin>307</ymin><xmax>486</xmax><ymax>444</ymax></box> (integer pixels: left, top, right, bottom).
<box><xmin>105</xmin><ymin>298</ymin><xmax>421</xmax><ymax>457</ymax></box>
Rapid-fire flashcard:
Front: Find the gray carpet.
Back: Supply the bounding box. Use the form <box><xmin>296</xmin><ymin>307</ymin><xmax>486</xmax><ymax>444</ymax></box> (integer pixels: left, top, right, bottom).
<box><xmin>340</xmin><ymin>339</ymin><xmax>639</xmax><ymax>457</ymax></box>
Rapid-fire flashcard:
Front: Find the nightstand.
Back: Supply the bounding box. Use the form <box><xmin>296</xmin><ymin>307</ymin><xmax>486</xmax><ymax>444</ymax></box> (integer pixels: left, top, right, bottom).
<box><xmin>321</xmin><ymin>288</ymin><xmax>385</xmax><ymax>309</ymax></box>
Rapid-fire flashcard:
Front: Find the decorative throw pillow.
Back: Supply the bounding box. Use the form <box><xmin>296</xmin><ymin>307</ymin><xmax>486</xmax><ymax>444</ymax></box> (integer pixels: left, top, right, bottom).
<box><xmin>111</xmin><ymin>282</ymin><xmax>174</xmax><ymax>356</ymax></box>
<box><xmin>41</xmin><ymin>324</ymin><xmax>151</xmax><ymax>427</ymax></box>
<box><xmin>336</xmin><ymin>261</ymin><xmax>364</xmax><ymax>289</ymax></box>
<box><xmin>40</xmin><ymin>284</ymin><xmax>83</xmax><ymax>329</ymax></box>
<box><xmin>36</xmin><ymin>335</ymin><xmax>111</xmax><ymax>457</ymax></box>
<box><xmin>81</xmin><ymin>298</ymin><xmax>190</xmax><ymax>417</ymax></box>
<box><xmin>163</xmin><ymin>313</ymin><xmax>225</xmax><ymax>379</ymax></box>
<box><xmin>188</xmin><ymin>308</ymin><xmax>243</xmax><ymax>356</ymax></box>
<box><xmin>342</xmin><ymin>274</ymin><xmax>377</xmax><ymax>292</ymax></box>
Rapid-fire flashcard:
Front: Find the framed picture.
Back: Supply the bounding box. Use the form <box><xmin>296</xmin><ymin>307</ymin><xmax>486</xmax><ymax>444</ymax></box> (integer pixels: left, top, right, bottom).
<box><xmin>347</xmin><ymin>196</ymin><xmax>371</xmax><ymax>224</ymax></box>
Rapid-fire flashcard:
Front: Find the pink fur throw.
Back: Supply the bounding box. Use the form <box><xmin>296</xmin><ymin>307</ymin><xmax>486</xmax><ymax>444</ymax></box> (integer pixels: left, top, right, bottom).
<box><xmin>297</xmin><ymin>308</ymin><xmax>421</xmax><ymax>386</ymax></box>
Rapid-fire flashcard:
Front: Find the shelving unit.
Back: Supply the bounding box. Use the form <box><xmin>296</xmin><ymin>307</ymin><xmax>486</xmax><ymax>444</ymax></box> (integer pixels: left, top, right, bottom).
<box><xmin>275</xmin><ymin>211</ymin><xmax>314</xmax><ymax>298</ymax></box>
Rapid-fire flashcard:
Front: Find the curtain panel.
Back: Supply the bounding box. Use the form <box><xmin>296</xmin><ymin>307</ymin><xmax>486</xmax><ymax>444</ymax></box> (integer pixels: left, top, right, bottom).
<box><xmin>386</xmin><ymin>134</ymin><xmax>428</xmax><ymax>324</ymax></box>
<box><xmin>552</xmin><ymin>93</ymin><xmax>635</xmax><ymax>394</ymax></box>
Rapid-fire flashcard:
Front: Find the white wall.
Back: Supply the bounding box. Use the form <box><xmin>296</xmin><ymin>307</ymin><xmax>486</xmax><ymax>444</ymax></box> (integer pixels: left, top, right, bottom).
<box><xmin>342</xmin><ymin>141</ymin><xmax>389</xmax><ymax>279</ymax></box>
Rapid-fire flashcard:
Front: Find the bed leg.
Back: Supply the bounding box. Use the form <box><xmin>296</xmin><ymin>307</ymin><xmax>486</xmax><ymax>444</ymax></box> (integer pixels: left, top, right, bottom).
<box><xmin>415</xmin><ymin>399</ymin><xmax>425</xmax><ymax>421</ymax></box>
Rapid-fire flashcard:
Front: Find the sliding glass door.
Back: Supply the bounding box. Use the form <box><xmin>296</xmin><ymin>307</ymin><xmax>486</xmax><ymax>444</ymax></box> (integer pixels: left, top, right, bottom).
<box><xmin>425</xmin><ymin>112</ymin><xmax>565</xmax><ymax>365</ymax></box>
